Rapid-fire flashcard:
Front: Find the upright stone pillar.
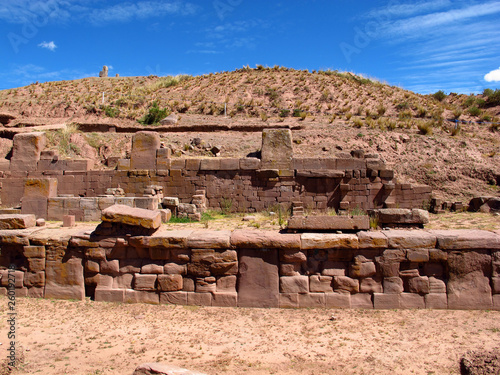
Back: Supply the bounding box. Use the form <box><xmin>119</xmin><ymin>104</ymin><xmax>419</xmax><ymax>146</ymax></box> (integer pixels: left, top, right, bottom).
<box><xmin>260</xmin><ymin>128</ymin><xmax>293</xmax><ymax>170</ymax></box>
<box><xmin>21</xmin><ymin>178</ymin><xmax>58</xmax><ymax>219</ymax></box>
<box><xmin>10</xmin><ymin>132</ymin><xmax>46</xmax><ymax>171</ymax></box>
<box><xmin>130</xmin><ymin>131</ymin><xmax>160</xmax><ymax>170</ymax></box>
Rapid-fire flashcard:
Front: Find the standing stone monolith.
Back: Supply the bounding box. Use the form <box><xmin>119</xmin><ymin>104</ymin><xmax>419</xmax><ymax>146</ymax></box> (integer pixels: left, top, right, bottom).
<box><xmin>99</xmin><ymin>65</ymin><xmax>109</xmax><ymax>78</ymax></box>
<box><xmin>130</xmin><ymin>131</ymin><xmax>160</xmax><ymax>170</ymax></box>
<box><xmin>261</xmin><ymin>128</ymin><xmax>293</xmax><ymax>170</ymax></box>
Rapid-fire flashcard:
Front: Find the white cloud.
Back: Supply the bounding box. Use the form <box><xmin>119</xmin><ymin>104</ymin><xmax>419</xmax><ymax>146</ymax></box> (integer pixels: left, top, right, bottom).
<box><xmin>485</xmin><ymin>67</ymin><xmax>500</xmax><ymax>82</ymax></box>
<box><xmin>38</xmin><ymin>41</ymin><xmax>57</xmax><ymax>51</ymax></box>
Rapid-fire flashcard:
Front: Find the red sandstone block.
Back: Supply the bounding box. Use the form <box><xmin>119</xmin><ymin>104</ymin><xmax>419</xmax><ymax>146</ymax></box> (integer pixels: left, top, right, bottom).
<box><xmin>279</xmin><ymin>293</ymin><xmax>298</xmax><ymax>308</ymax></box>
<box><xmin>351</xmin><ymin>293</ymin><xmax>373</xmax><ymax>309</ymax></box>
<box><xmin>374</xmin><ymin>293</ymin><xmax>400</xmax><ymax>309</ymax></box>
<box><xmin>125</xmin><ymin>290</ymin><xmax>160</xmax><ymax>304</ymax></box>
<box><xmin>160</xmin><ymin>291</ymin><xmax>188</xmax><ymax>305</ymax></box>
<box><xmin>95</xmin><ymin>288</ymin><xmax>125</xmax><ymax>303</ymax></box>
<box><xmin>298</xmin><ymin>293</ymin><xmax>326</xmax><ymax>308</ymax></box>
<box><xmin>27</xmin><ymin>287</ymin><xmax>44</xmax><ymax>298</ymax></box>
<box><xmin>425</xmin><ymin>293</ymin><xmax>448</xmax><ymax>309</ymax></box>
<box><xmin>212</xmin><ymin>292</ymin><xmax>237</xmax><ymax>307</ymax></box>
<box><xmin>62</xmin><ymin>215</ymin><xmax>75</xmax><ymax>227</ymax></box>
<box><xmin>187</xmin><ymin>292</ymin><xmax>212</xmax><ymax>306</ymax></box>
<box><xmin>493</xmin><ymin>295</ymin><xmax>500</xmax><ymax>311</ymax></box>
<box><xmin>400</xmin><ymin>293</ymin><xmax>425</xmax><ymax>309</ymax></box>
<box><xmin>219</xmin><ymin>158</ymin><xmax>239</xmax><ymax>170</ymax></box>
<box><xmin>325</xmin><ymin>292</ymin><xmax>351</xmax><ymax>308</ymax></box>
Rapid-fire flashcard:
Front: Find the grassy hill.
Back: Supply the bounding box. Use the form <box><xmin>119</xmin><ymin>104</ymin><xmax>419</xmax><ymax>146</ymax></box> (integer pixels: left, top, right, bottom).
<box><xmin>0</xmin><ymin>66</ymin><xmax>498</xmax><ymax>202</ymax></box>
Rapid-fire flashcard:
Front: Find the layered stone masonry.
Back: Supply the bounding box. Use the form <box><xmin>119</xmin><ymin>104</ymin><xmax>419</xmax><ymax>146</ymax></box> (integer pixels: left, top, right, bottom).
<box><xmin>0</xmin><ymin>129</ymin><xmax>431</xmax><ymax>215</ymax></box>
<box><xmin>0</xmin><ymin>228</ymin><xmax>499</xmax><ymax>310</ymax></box>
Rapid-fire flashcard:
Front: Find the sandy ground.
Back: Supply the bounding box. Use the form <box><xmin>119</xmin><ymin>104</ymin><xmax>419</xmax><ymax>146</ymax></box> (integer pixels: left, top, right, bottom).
<box><xmin>0</xmin><ymin>297</ymin><xmax>499</xmax><ymax>375</ymax></box>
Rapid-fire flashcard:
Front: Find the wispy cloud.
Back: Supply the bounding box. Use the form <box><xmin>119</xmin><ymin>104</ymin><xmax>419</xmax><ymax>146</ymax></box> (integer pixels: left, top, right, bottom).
<box><xmin>38</xmin><ymin>41</ymin><xmax>57</xmax><ymax>51</ymax></box>
<box><xmin>87</xmin><ymin>1</ymin><xmax>198</xmax><ymax>25</ymax></box>
<box><xmin>485</xmin><ymin>67</ymin><xmax>500</xmax><ymax>82</ymax></box>
<box><xmin>364</xmin><ymin>1</ymin><xmax>500</xmax><ymax>93</ymax></box>
<box><xmin>0</xmin><ymin>1</ymin><xmax>198</xmax><ymax>25</ymax></box>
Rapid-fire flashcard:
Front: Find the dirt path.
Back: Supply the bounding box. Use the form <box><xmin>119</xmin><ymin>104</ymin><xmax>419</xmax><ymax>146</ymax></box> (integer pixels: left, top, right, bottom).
<box><xmin>1</xmin><ymin>297</ymin><xmax>499</xmax><ymax>375</ymax></box>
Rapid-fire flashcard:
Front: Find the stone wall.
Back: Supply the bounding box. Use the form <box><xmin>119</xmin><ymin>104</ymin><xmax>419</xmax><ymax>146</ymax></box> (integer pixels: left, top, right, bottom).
<box><xmin>0</xmin><ymin>130</ymin><xmax>431</xmax><ymax>216</ymax></box>
<box><xmin>1</xmin><ymin>228</ymin><xmax>499</xmax><ymax>310</ymax></box>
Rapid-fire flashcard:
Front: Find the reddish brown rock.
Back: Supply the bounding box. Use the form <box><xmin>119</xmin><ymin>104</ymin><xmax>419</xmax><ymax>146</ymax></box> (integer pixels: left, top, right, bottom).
<box><xmin>0</xmin><ymin>214</ymin><xmax>36</xmax><ymax>229</ymax></box>
<box><xmin>237</xmin><ymin>248</ymin><xmax>279</xmax><ymax>308</ymax></box>
<box><xmin>133</xmin><ymin>362</ymin><xmax>207</xmax><ymax>375</ymax></box>
<box><xmin>231</xmin><ymin>230</ymin><xmax>301</xmax><ymax>250</ymax></box>
<box><xmin>130</xmin><ymin>131</ymin><xmax>160</xmax><ymax>170</ymax></box>
<box><xmin>301</xmin><ymin>233</ymin><xmax>359</xmax><ymax>250</ymax></box>
<box><xmin>333</xmin><ymin>276</ymin><xmax>359</xmax><ymax>293</ymax></box>
<box><xmin>101</xmin><ymin>204</ymin><xmax>161</xmax><ymax>229</ymax></box>
<box><xmin>158</xmin><ymin>274</ymin><xmax>183</xmax><ymax>291</ymax></box>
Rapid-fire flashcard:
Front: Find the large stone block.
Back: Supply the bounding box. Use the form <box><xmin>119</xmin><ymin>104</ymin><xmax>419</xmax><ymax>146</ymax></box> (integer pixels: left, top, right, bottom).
<box><xmin>158</xmin><ymin>274</ymin><xmax>183</xmax><ymax>292</ymax></box>
<box><xmin>44</xmin><ymin>257</ymin><xmax>85</xmax><ymax>300</ymax></box>
<box><xmin>350</xmin><ymin>293</ymin><xmax>373</xmax><ymax>309</ymax></box>
<box><xmin>187</xmin><ymin>230</ymin><xmax>231</xmax><ymax>249</ymax></box>
<box><xmin>447</xmin><ymin>273</ymin><xmax>492</xmax><ymax>310</ymax></box>
<box><xmin>134</xmin><ymin>274</ymin><xmax>157</xmax><ymax>290</ymax></box>
<box><xmin>0</xmin><ymin>214</ymin><xmax>36</xmax><ymax>229</ymax></box>
<box><xmin>384</xmin><ymin>230</ymin><xmax>436</xmax><ymax>249</ymax></box>
<box><xmin>101</xmin><ymin>204</ymin><xmax>161</xmax><ymax>229</ymax></box>
<box><xmin>333</xmin><ymin>276</ymin><xmax>359</xmax><ymax>293</ymax></box>
<box><xmin>11</xmin><ymin>132</ymin><xmax>46</xmax><ymax>171</ymax></box>
<box><xmin>383</xmin><ymin>277</ymin><xmax>404</xmax><ymax>294</ymax></box>
<box><xmin>125</xmin><ymin>290</ymin><xmax>160</xmax><ymax>304</ymax></box>
<box><xmin>309</xmin><ymin>275</ymin><xmax>333</xmax><ymax>292</ymax></box>
<box><xmin>357</xmin><ymin>231</ymin><xmax>388</xmax><ymax>249</ymax></box>
<box><xmin>430</xmin><ymin>229</ymin><xmax>500</xmax><ymax>250</ymax></box>
<box><xmin>280</xmin><ymin>275</ymin><xmax>309</xmax><ymax>293</ymax></box>
<box><xmin>231</xmin><ymin>230</ymin><xmax>301</xmax><ymax>250</ymax></box>
<box><xmin>288</xmin><ymin>216</ymin><xmax>369</xmax><ymax>231</ymax></box>
<box><xmin>425</xmin><ymin>293</ymin><xmax>448</xmax><ymax>309</ymax></box>
<box><xmin>325</xmin><ymin>292</ymin><xmax>351</xmax><ymax>308</ymax></box>
<box><xmin>237</xmin><ymin>248</ymin><xmax>279</xmax><ymax>308</ymax></box>
<box><xmin>374</xmin><ymin>293</ymin><xmax>400</xmax><ymax>309</ymax></box>
<box><xmin>298</xmin><ymin>293</ymin><xmax>325</xmax><ymax>308</ymax></box>
<box><xmin>21</xmin><ymin>198</ymin><xmax>48</xmax><ymax>219</ymax></box>
<box><xmin>23</xmin><ymin>178</ymin><xmax>57</xmax><ymax>198</ymax></box>
<box><xmin>130</xmin><ymin>131</ymin><xmax>160</xmax><ymax>170</ymax></box>
<box><xmin>261</xmin><ymin>128</ymin><xmax>293</xmax><ymax>169</ymax></box>
<box><xmin>400</xmin><ymin>293</ymin><xmax>425</xmax><ymax>309</ymax></box>
<box><xmin>301</xmin><ymin>233</ymin><xmax>359</xmax><ymax>250</ymax></box>
<box><xmin>212</xmin><ymin>292</ymin><xmax>237</xmax><ymax>307</ymax></box>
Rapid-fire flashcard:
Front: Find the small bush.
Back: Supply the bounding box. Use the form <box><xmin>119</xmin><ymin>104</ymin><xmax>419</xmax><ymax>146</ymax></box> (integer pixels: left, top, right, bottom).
<box><xmin>353</xmin><ymin>118</ymin><xmax>364</xmax><ymax>128</ymax></box>
<box><xmin>396</xmin><ymin>101</ymin><xmax>409</xmax><ymax>111</ymax></box>
<box><xmin>104</xmin><ymin>106</ymin><xmax>119</xmax><ymax>118</ymax></box>
<box><xmin>376</xmin><ymin>104</ymin><xmax>386</xmax><ymax>117</ymax></box>
<box><xmin>416</xmin><ymin>106</ymin><xmax>427</xmax><ymax>118</ymax></box>
<box><xmin>260</xmin><ymin>112</ymin><xmax>268</xmax><ymax>122</ymax></box>
<box><xmin>468</xmin><ymin>106</ymin><xmax>481</xmax><ymax>116</ymax></box>
<box><xmin>138</xmin><ymin>101</ymin><xmax>170</xmax><ymax>125</ymax></box>
<box><xmin>452</xmin><ymin>108</ymin><xmax>462</xmax><ymax>120</ymax></box>
<box><xmin>279</xmin><ymin>109</ymin><xmax>290</xmax><ymax>118</ymax></box>
<box><xmin>433</xmin><ymin>90</ymin><xmax>446</xmax><ymax>101</ymax></box>
<box><xmin>417</xmin><ymin>121</ymin><xmax>433</xmax><ymax>135</ymax></box>
<box><xmin>486</xmin><ymin>89</ymin><xmax>500</xmax><ymax>106</ymax></box>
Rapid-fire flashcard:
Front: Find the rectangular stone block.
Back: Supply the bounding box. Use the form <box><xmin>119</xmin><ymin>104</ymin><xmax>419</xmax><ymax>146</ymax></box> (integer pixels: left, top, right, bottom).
<box><xmin>237</xmin><ymin>248</ymin><xmax>279</xmax><ymax>308</ymax></box>
<box><xmin>158</xmin><ymin>274</ymin><xmax>183</xmax><ymax>291</ymax></box>
<box><xmin>133</xmin><ymin>273</ymin><xmax>157</xmax><ymax>290</ymax></box>
<box><xmin>351</xmin><ymin>293</ymin><xmax>373</xmax><ymax>309</ymax></box>
<box><xmin>130</xmin><ymin>131</ymin><xmax>160</xmax><ymax>170</ymax></box>
<box><xmin>95</xmin><ymin>288</ymin><xmax>125</xmax><ymax>303</ymax></box>
<box><xmin>212</xmin><ymin>292</ymin><xmax>237</xmax><ymax>307</ymax></box>
<box><xmin>400</xmin><ymin>293</ymin><xmax>425</xmax><ymax>309</ymax></box>
<box><xmin>261</xmin><ymin>129</ymin><xmax>293</xmax><ymax>170</ymax></box>
<box><xmin>425</xmin><ymin>293</ymin><xmax>448</xmax><ymax>309</ymax></box>
<box><xmin>279</xmin><ymin>293</ymin><xmax>298</xmax><ymax>308</ymax></box>
<box><xmin>280</xmin><ymin>275</ymin><xmax>309</xmax><ymax>293</ymax></box>
<box><xmin>374</xmin><ymin>293</ymin><xmax>400</xmax><ymax>309</ymax></box>
<box><xmin>160</xmin><ymin>291</ymin><xmax>188</xmax><ymax>305</ymax></box>
<box><xmin>199</xmin><ymin>158</ymin><xmax>221</xmax><ymax>171</ymax></box>
<box><xmin>117</xmin><ymin>159</ymin><xmax>131</xmax><ymax>170</ymax></box>
<box><xmin>239</xmin><ymin>158</ymin><xmax>261</xmax><ymax>170</ymax></box>
<box><xmin>125</xmin><ymin>289</ymin><xmax>160</xmax><ymax>304</ymax></box>
<box><xmin>325</xmin><ymin>292</ymin><xmax>351</xmax><ymax>308</ymax></box>
<box><xmin>187</xmin><ymin>292</ymin><xmax>212</xmax><ymax>306</ymax></box>
<box><xmin>23</xmin><ymin>245</ymin><xmax>46</xmax><ymax>258</ymax></box>
<box><xmin>21</xmin><ymin>198</ymin><xmax>48</xmax><ymax>219</ymax></box>
<box><xmin>298</xmin><ymin>293</ymin><xmax>325</xmax><ymax>308</ymax></box>
<box><xmin>0</xmin><ymin>214</ymin><xmax>36</xmax><ymax>229</ymax></box>
<box><xmin>24</xmin><ymin>178</ymin><xmax>57</xmax><ymax>198</ymax></box>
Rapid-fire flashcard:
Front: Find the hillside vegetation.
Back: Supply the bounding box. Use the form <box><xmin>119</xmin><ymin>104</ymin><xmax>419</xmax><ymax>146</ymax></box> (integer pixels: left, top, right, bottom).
<box><xmin>0</xmin><ymin>66</ymin><xmax>498</xmax><ymax>202</ymax></box>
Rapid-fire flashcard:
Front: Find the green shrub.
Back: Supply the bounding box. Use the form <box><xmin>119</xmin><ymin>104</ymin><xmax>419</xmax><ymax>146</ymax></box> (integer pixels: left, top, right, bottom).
<box><xmin>396</xmin><ymin>101</ymin><xmax>409</xmax><ymax>111</ymax></box>
<box><xmin>279</xmin><ymin>109</ymin><xmax>290</xmax><ymax>118</ymax></box>
<box><xmin>138</xmin><ymin>101</ymin><xmax>170</xmax><ymax>125</ymax></box>
<box><xmin>468</xmin><ymin>106</ymin><xmax>481</xmax><ymax>116</ymax></box>
<box><xmin>353</xmin><ymin>118</ymin><xmax>364</xmax><ymax>128</ymax></box>
<box><xmin>433</xmin><ymin>90</ymin><xmax>446</xmax><ymax>101</ymax></box>
<box><xmin>486</xmin><ymin>89</ymin><xmax>500</xmax><ymax>106</ymax></box>
<box><xmin>452</xmin><ymin>108</ymin><xmax>462</xmax><ymax>120</ymax></box>
<box><xmin>483</xmin><ymin>88</ymin><xmax>494</xmax><ymax>97</ymax></box>
<box><xmin>104</xmin><ymin>106</ymin><xmax>119</xmax><ymax>118</ymax></box>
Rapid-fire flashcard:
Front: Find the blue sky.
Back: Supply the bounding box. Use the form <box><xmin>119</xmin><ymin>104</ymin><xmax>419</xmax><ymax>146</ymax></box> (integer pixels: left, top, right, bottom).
<box><xmin>1</xmin><ymin>0</ymin><xmax>500</xmax><ymax>94</ymax></box>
